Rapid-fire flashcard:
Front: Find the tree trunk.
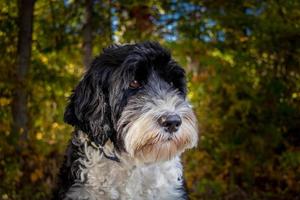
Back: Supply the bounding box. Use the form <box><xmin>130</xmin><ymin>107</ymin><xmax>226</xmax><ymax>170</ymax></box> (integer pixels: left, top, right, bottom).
<box><xmin>83</xmin><ymin>0</ymin><xmax>93</xmax><ymax>69</ymax></box>
<box><xmin>11</xmin><ymin>0</ymin><xmax>35</xmax><ymax>145</ymax></box>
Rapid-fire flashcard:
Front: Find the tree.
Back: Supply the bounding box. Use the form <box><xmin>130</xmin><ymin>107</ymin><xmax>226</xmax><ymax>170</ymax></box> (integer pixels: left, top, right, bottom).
<box><xmin>83</xmin><ymin>0</ymin><xmax>93</xmax><ymax>69</ymax></box>
<box><xmin>11</xmin><ymin>0</ymin><xmax>35</xmax><ymax>146</ymax></box>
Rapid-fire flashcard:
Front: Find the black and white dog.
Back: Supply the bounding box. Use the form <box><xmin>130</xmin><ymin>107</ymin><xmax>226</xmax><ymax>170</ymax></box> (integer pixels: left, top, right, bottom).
<box><xmin>53</xmin><ymin>42</ymin><xmax>198</xmax><ymax>200</ymax></box>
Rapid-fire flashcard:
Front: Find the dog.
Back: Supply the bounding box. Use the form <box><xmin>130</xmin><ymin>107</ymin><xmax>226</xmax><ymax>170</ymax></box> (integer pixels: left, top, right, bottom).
<box><xmin>52</xmin><ymin>42</ymin><xmax>198</xmax><ymax>200</ymax></box>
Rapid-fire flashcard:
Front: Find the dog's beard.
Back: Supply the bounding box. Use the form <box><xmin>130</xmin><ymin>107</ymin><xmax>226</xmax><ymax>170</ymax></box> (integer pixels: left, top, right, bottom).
<box><xmin>117</xmin><ymin>93</ymin><xmax>198</xmax><ymax>163</ymax></box>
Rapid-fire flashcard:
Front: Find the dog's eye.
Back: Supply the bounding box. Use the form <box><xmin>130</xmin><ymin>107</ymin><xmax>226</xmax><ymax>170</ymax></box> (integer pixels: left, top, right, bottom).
<box><xmin>129</xmin><ymin>80</ymin><xmax>142</xmax><ymax>89</ymax></box>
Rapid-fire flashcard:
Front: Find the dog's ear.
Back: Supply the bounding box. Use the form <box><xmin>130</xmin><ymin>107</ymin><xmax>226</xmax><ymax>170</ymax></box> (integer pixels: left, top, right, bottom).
<box><xmin>64</xmin><ymin>65</ymin><xmax>113</xmax><ymax>146</ymax></box>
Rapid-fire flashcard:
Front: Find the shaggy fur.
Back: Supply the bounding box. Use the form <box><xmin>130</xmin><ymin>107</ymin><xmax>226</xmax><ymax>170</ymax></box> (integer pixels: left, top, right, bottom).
<box><xmin>53</xmin><ymin>42</ymin><xmax>198</xmax><ymax>200</ymax></box>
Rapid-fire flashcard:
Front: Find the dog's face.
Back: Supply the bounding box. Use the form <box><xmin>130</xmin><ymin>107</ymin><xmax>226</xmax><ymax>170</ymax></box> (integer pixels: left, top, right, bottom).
<box><xmin>65</xmin><ymin>42</ymin><xmax>198</xmax><ymax>163</ymax></box>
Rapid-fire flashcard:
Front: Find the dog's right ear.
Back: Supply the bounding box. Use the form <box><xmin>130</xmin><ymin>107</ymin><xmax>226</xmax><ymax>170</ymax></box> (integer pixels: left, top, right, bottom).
<box><xmin>64</xmin><ymin>44</ymin><xmax>130</xmax><ymax>145</ymax></box>
<box><xmin>64</xmin><ymin>63</ymin><xmax>112</xmax><ymax>145</ymax></box>
<box><xmin>64</xmin><ymin>71</ymin><xmax>105</xmax><ymax>126</ymax></box>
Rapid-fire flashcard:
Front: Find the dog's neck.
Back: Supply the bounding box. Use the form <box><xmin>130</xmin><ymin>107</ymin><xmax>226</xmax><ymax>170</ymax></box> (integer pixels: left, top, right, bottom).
<box><xmin>65</xmin><ymin>130</ymin><xmax>185</xmax><ymax>200</ymax></box>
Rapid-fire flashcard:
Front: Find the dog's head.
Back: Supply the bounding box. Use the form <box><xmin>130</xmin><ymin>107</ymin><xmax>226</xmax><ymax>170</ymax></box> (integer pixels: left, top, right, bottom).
<box><xmin>65</xmin><ymin>42</ymin><xmax>198</xmax><ymax>163</ymax></box>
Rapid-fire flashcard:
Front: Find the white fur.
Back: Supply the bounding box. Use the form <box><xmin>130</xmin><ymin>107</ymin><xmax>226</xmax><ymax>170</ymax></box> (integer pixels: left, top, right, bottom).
<box><xmin>65</xmin><ymin>132</ymin><xmax>186</xmax><ymax>200</ymax></box>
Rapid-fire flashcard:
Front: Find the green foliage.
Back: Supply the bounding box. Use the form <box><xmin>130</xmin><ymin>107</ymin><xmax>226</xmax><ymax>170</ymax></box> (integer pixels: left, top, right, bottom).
<box><xmin>0</xmin><ymin>0</ymin><xmax>299</xmax><ymax>199</ymax></box>
<box><xmin>177</xmin><ymin>1</ymin><xmax>300</xmax><ymax>198</ymax></box>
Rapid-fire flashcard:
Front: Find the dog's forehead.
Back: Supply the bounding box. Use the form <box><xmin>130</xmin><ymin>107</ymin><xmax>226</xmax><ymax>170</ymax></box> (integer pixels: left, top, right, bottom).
<box><xmin>111</xmin><ymin>56</ymin><xmax>174</xmax><ymax>81</ymax></box>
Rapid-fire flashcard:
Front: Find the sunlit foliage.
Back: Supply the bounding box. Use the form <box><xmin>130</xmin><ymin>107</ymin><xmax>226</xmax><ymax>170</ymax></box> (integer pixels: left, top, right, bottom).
<box><xmin>0</xmin><ymin>0</ymin><xmax>299</xmax><ymax>199</ymax></box>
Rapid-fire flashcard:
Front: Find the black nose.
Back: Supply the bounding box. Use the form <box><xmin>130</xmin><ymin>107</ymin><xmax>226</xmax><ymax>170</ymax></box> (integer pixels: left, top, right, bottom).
<box><xmin>158</xmin><ymin>114</ymin><xmax>182</xmax><ymax>133</ymax></box>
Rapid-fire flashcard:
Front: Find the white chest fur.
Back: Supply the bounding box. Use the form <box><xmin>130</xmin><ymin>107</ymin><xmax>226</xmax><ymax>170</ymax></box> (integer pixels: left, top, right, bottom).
<box><xmin>65</xmin><ymin>141</ymin><xmax>186</xmax><ymax>200</ymax></box>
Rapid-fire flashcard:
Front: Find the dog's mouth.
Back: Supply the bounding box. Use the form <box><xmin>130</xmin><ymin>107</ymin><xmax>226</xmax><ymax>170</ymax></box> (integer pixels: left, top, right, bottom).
<box><xmin>132</xmin><ymin>132</ymin><xmax>191</xmax><ymax>162</ymax></box>
<box><xmin>122</xmin><ymin>123</ymin><xmax>197</xmax><ymax>163</ymax></box>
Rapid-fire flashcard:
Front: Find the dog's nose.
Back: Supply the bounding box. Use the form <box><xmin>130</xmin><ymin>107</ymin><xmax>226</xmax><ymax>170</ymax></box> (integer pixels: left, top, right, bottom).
<box><xmin>158</xmin><ymin>114</ymin><xmax>182</xmax><ymax>133</ymax></box>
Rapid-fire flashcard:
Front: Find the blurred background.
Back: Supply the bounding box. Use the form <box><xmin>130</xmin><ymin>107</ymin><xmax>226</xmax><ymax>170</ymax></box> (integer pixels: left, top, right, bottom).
<box><xmin>1</xmin><ymin>0</ymin><xmax>300</xmax><ymax>199</ymax></box>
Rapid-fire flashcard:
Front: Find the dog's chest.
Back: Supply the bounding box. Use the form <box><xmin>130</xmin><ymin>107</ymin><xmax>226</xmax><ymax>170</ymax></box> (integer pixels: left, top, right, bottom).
<box><xmin>85</xmin><ymin>156</ymin><xmax>184</xmax><ymax>200</ymax></box>
<box><xmin>64</xmin><ymin>141</ymin><xmax>186</xmax><ymax>200</ymax></box>
<box><xmin>76</xmin><ymin>152</ymin><xmax>182</xmax><ymax>199</ymax></box>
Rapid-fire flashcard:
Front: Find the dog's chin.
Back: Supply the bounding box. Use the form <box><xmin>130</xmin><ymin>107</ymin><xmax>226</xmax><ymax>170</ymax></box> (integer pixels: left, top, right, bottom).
<box><xmin>124</xmin><ymin>128</ymin><xmax>198</xmax><ymax>164</ymax></box>
<box><xmin>133</xmin><ymin>137</ymin><xmax>188</xmax><ymax>163</ymax></box>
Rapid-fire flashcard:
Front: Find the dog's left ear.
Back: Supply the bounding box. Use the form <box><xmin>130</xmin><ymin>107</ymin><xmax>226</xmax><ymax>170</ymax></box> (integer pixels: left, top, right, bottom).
<box><xmin>64</xmin><ymin>65</ymin><xmax>113</xmax><ymax>146</ymax></box>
